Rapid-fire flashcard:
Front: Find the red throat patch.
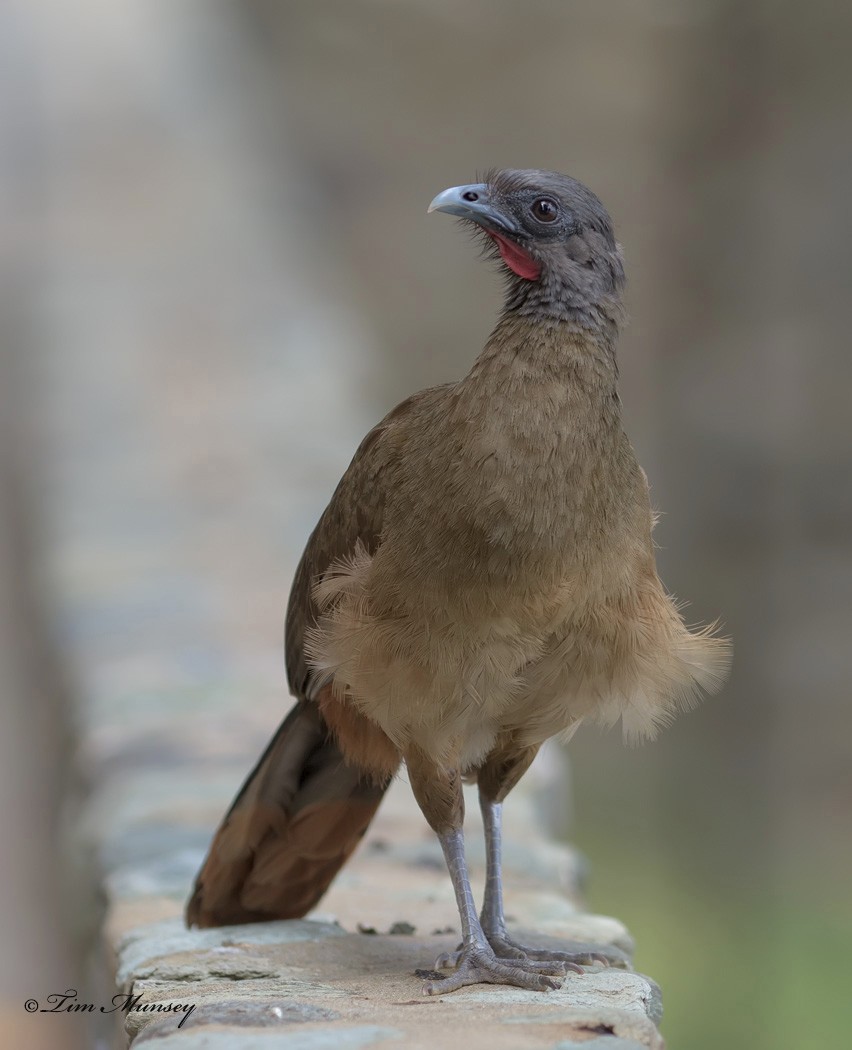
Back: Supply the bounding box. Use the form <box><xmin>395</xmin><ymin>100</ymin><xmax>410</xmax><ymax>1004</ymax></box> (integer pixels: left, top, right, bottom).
<box><xmin>489</xmin><ymin>232</ymin><xmax>541</xmax><ymax>281</ymax></box>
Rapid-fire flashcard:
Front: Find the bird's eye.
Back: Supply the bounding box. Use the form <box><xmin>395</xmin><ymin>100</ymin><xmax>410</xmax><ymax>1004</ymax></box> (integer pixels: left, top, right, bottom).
<box><xmin>530</xmin><ymin>198</ymin><xmax>559</xmax><ymax>223</ymax></box>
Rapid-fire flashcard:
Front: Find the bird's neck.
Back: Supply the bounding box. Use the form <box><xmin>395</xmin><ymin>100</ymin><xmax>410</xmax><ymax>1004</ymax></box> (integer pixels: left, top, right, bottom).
<box><xmin>503</xmin><ymin>270</ymin><xmax>626</xmax><ymax>337</ymax></box>
<box><xmin>463</xmin><ymin>313</ymin><xmax>621</xmax><ymax>405</ymax></box>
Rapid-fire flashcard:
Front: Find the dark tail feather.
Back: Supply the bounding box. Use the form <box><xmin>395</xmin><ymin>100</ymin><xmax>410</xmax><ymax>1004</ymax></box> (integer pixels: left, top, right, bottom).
<box><xmin>186</xmin><ymin>703</ymin><xmax>389</xmax><ymax>927</ymax></box>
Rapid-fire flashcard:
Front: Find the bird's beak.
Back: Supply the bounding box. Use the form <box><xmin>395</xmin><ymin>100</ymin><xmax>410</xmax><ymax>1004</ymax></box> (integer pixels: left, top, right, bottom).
<box><xmin>427</xmin><ymin>184</ymin><xmax>521</xmax><ymax>236</ymax></box>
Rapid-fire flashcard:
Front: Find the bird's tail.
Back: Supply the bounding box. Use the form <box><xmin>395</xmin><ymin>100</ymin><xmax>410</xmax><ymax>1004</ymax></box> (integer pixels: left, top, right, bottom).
<box><xmin>186</xmin><ymin>702</ymin><xmax>390</xmax><ymax>927</ymax></box>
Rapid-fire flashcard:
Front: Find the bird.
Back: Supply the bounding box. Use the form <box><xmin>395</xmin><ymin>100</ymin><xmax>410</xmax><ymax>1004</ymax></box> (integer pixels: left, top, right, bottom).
<box><xmin>186</xmin><ymin>168</ymin><xmax>730</xmax><ymax>994</ymax></box>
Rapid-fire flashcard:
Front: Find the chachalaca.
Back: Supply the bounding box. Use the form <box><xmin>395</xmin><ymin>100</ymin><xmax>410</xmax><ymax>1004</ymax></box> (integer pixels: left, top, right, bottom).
<box><xmin>186</xmin><ymin>169</ymin><xmax>730</xmax><ymax>994</ymax></box>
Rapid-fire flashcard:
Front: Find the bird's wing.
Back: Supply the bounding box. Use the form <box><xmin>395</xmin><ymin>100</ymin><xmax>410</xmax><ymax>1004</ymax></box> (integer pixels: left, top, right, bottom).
<box><xmin>285</xmin><ymin>383</ymin><xmax>452</xmax><ymax>699</ymax></box>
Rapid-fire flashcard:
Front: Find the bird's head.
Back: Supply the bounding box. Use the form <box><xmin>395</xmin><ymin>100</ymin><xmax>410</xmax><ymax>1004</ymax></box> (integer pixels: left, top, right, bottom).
<box><xmin>429</xmin><ymin>168</ymin><xmax>625</xmax><ymax>330</ymax></box>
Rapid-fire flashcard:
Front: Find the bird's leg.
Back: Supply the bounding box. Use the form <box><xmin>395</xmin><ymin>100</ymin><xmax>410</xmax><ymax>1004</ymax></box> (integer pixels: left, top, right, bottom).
<box><xmin>477</xmin><ymin>794</ymin><xmax>615</xmax><ymax>969</ymax></box>
<box><xmin>405</xmin><ymin>746</ymin><xmax>565</xmax><ymax>995</ymax></box>
<box><xmin>428</xmin><ymin>825</ymin><xmax>565</xmax><ymax>993</ymax></box>
<box><xmin>450</xmin><ymin>743</ymin><xmax>624</xmax><ymax>971</ymax></box>
<box><xmin>479</xmin><ymin>794</ymin><xmax>512</xmax><ymax>939</ymax></box>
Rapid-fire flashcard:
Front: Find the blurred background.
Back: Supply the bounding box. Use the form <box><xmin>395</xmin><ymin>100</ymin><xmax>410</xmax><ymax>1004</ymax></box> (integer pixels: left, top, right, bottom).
<box><xmin>1</xmin><ymin>1</ymin><xmax>850</xmax><ymax>1047</ymax></box>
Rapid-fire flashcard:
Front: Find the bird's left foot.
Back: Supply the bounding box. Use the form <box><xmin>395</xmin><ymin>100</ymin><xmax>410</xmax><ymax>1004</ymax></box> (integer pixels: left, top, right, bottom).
<box><xmin>437</xmin><ymin>930</ymin><xmax>624</xmax><ymax>974</ymax></box>
<box><xmin>487</xmin><ymin>931</ymin><xmax>621</xmax><ymax>972</ymax></box>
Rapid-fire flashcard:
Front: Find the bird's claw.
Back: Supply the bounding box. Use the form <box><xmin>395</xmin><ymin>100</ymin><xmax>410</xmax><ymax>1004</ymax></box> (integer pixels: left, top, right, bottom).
<box><xmin>440</xmin><ymin>932</ymin><xmax>623</xmax><ymax>975</ymax></box>
<box><xmin>495</xmin><ymin>933</ymin><xmax>605</xmax><ymax>973</ymax></box>
<box><xmin>435</xmin><ymin>945</ymin><xmax>565</xmax><ymax>976</ymax></box>
<box><xmin>424</xmin><ymin>944</ymin><xmax>565</xmax><ymax>995</ymax></box>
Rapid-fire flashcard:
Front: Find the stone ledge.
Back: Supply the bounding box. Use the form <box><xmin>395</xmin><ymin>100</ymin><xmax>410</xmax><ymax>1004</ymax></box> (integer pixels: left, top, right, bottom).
<box><xmin>91</xmin><ymin>757</ymin><xmax>660</xmax><ymax>1049</ymax></box>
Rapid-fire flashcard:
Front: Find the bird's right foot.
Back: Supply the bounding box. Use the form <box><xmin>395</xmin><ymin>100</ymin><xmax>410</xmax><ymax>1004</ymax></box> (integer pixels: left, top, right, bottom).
<box><xmin>422</xmin><ymin>943</ymin><xmax>565</xmax><ymax>995</ymax></box>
